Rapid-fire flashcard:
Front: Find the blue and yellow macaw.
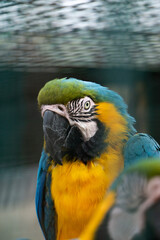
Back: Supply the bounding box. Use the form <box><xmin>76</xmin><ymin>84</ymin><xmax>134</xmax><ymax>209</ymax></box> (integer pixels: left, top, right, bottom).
<box><xmin>79</xmin><ymin>158</ymin><xmax>160</xmax><ymax>240</ymax></box>
<box><xmin>35</xmin><ymin>77</ymin><xmax>159</xmax><ymax>240</ymax></box>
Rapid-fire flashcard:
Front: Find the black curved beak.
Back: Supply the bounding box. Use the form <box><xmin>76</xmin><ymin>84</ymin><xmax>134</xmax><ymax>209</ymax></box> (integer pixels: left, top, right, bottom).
<box><xmin>43</xmin><ymin>110</ymin><xmax>70</xmax><ymax>165</ymax></box>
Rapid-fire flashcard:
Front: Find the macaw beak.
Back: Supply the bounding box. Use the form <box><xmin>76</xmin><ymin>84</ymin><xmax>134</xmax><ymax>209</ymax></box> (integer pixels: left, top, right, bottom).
<box><xmin>43</xmin><ymin>110</ymin><xmax>70</xmax><ymax>165</ymax></box>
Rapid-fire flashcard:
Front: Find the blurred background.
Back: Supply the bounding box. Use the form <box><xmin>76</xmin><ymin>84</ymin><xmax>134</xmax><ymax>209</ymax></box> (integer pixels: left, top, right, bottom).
<box><xmin>0</xmin><ymin>0</ymin><xmax>160</xmax><ymax>239</ymax></box>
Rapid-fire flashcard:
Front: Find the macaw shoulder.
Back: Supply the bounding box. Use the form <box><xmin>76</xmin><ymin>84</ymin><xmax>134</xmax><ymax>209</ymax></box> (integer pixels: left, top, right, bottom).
<box><xmin>124</xmin><ymin>133</ymin><xmax>160</xmax><ymax>167</ymax></box>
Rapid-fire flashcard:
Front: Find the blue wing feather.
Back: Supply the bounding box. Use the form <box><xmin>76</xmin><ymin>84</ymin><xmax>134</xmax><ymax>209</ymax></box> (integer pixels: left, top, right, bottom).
<box><xmin>36</xmin><ymin>149</ymin><xmax>49</xmax><ymax>236</ymax></box>
<box><xmin>36</xmin><ymin>149</ymin><xmax>56</xmax><ymax>240</ymax></box>
<box><xmin>36</xmin><ymin>169</ymin><xmax>47</xmax><ymax>235</ymax></box>
<box><xmin>124</xmin><ymin>133</ymin><xmax>160</xmax><ymax>168</ymax></box>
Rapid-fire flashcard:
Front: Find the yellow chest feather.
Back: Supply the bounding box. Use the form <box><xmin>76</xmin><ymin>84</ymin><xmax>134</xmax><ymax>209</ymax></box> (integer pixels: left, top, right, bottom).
<box><xmin>50</xmin><ymin>152</ymin><xmax>123</xmax><ymax>240</ymax></box>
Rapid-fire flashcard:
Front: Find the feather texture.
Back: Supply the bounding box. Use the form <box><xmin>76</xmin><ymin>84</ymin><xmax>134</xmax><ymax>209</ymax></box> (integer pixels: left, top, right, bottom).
<box><xmin>124</xmin><ymin>133</ymin><xmax>160</xmax><ymax>168</ymax></box>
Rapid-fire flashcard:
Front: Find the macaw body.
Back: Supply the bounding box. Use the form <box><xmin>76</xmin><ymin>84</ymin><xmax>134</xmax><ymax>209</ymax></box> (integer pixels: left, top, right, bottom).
<box><xmin>80</xmin><ymin>158</ymin><xmax>160</xmax><ymax>240</ymax></box>
<box><xmin>36</xmin><ymin>78</ymin><xmax>160</xmax><ymax>240</ymax></box>
<box><xmin>36</xmin><ymin>78</ymin><xmax>137</xmax><ymax>240</ymax></box>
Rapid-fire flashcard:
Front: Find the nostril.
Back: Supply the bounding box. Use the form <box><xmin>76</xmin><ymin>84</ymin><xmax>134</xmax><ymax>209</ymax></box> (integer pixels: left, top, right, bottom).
<box><xmin>58</xmin><ymin>106</ymin><xmax>64</xmax><ymax>111</ymax></box>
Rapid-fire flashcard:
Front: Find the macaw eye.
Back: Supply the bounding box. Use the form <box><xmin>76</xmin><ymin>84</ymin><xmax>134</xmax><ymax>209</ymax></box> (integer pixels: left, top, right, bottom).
<box><xmin>84</xmin><ymin>100</ymin><xmax>90</xmax><ymax>110</ymax></box>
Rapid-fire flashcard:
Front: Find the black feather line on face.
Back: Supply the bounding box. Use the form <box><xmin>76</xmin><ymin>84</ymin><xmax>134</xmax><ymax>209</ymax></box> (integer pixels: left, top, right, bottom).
<box><xmin>70</xmin><ymin>113</ymin><xmax>98</xmax><ymax>122</ymax></box>
<box><xmin>62</xmin><ymin>119</ymin><xmax>109</xmax><ymax>164</ymax></box>
<box><xmin>68</xmin><ymin>106</ymin><xmax>98</xmax><ymax>122</ymax></box>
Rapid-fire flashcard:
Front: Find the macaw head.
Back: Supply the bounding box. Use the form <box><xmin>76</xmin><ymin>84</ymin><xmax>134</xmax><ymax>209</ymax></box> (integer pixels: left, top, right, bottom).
<box><xmin>38</xmin><ymin>78</ymin><xmax>136</xmax><ymax>165</ymax></box>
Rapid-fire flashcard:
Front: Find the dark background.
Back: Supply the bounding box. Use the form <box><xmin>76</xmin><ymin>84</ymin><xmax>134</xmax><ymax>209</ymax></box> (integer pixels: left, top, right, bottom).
<box><xmin>0</xmin><ymin>68</ymin><xmax>159</xmax><ymax>167</ymax></box>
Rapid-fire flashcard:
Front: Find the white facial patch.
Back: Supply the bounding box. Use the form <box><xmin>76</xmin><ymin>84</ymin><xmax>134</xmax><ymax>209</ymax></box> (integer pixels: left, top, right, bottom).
<box><xmin>74</xmin><ymin>120</ymin><xmax>98</xmax><ymax>141</ymax></box>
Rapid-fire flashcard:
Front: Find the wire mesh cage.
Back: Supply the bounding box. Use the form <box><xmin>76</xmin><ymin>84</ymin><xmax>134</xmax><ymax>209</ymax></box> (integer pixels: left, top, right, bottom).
<box><xmin>0</xmin><ymin>0</ymin><xmax>160</xmax><ymax>71</ymax></box>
